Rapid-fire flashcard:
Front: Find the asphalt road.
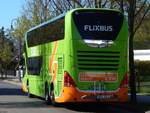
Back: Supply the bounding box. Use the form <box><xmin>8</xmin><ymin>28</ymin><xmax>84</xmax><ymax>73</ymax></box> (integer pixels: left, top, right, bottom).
<box><xmin>0</xmin><ymin>79</ymin><xmax>150</xmax><ymax>113</ymax></box>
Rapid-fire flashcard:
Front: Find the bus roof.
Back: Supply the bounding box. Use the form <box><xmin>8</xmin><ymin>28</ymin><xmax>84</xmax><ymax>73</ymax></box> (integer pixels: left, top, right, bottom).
<box><xmin>26</xmin><ymin>8</ymin><xmax>122</xmax><ymax>34</ymax></box>
<box><xmin>27</xmin><ymin>13</ymin><xmax>65</xmax><ymax>34</ymax></box>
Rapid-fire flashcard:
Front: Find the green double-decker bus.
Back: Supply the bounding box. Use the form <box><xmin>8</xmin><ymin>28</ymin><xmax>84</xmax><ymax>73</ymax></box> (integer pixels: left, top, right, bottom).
<box><xmin>22</xmin><ymin>8</ymin><xmax>128</xmax><ymax>104</ymax></box>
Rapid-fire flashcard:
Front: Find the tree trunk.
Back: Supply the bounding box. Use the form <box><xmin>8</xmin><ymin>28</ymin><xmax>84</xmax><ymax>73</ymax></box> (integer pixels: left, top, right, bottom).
<box><xmin>129</xmin><ymin>33</ymin><xmax>137</xmax><ymax>103</ymax></box>
<box><xmin>95</xmin><ymin>0</ymin><xmax>98</xmax><ymax>8</ymax></box>
<box><xmin>128</xmin><ymin>0</ymin><xmax>137</xmax><ymax>103</ymax></box>
<box><xmin>120</xmin><ymin>0</ymin><xmax>124</xmax><ymax>13</ymax></box>
<box><xmin>98</xmin><ymin>0</ymin><xmax>102</xmax><ymax>8</ymax></box>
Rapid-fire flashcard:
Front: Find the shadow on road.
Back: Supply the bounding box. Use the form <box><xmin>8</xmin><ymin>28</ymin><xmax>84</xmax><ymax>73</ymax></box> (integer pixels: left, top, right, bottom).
<box><xmin>0</xmin><ymin>101</ymin><xmax>48</xmax><ymax>108</ymax></box>
<box><xmin>63</xmin><ymin>102</ymin><xmax>150</xmax><ymax>113</ymax></box>
<box><xmin>0</xmin><ymin>88</ymin><xmax>25</xmax><ymax>96</ymax></box>
<box><xmin>0</xmin><ymin>78</ymin><xmax>24</xmax><ymax>96</ymax></box>
<box><xmin>0</xmin><ymin>87</ymin><xmax>48</xmax><ymax>109</ymax></box>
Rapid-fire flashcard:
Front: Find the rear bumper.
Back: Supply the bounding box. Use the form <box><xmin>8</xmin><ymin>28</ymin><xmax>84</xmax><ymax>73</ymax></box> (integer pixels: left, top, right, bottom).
<box><xmin>55</xmin><ymin>86</ymin><xmax>128</xmax><ymax>103</ymax></box>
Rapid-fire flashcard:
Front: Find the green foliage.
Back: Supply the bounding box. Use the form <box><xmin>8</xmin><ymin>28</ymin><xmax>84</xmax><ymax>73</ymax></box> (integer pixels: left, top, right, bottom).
<box><xmin>135</xmin><ymin>60</ymin><xmax>150</xmax><ymax>81</ymax></box>
<box><xmin>12</xmin><ymin>15</ymin><xmax>32</xmax><ymax>40</ymax></box>
<box><xmin>0</xmin><ymin>27</ymin><xmax>14</xmax><ymax>70</ymax></box>
<box><xmin>12</xmin><ymin>0</ymin><xmax>52</xmax><ymax>41</ymax></box>
<box><xmin>134</xmin><ymin>13</ymin><xmax>150</xmax><ymax>49</ymax></box>
<box><xmin>0</xmin><ymin>43</ymin><xmax>13</xmax><ymax>64</ymax></box>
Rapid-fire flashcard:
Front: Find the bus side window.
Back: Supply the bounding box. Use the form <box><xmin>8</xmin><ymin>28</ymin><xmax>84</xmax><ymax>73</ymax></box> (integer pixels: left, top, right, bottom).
<box><xmin>27</xmin><ymin>56</ymin><xmax>42</xmax><ymax>75</ymax></box>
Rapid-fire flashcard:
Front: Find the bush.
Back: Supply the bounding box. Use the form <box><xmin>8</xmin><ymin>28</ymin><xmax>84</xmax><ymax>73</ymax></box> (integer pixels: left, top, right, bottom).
<box><xmin>135</xmin><ymin>60</ymin><xmax>150</xmax><ymax>82</ymax></box>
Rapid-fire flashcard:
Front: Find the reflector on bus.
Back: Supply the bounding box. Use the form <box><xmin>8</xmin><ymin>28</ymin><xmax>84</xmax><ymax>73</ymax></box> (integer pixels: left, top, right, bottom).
<box><xmin>79</xmin><ymin>72</ymin><xmax>117</xmax><ymax>82</ymax></box>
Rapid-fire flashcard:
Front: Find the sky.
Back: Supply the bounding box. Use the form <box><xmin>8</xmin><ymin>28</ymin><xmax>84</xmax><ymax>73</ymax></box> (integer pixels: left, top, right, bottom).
<box><xmin>0</xmin><ymin>0</ymin><xmax>25</xmax><ymax>29</ymax></box>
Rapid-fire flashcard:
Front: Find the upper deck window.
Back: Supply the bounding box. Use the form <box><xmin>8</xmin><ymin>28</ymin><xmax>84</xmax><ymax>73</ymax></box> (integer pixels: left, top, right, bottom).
<box><xmin>27</xmin><ymin>17</ymin><xmax>64</xmax><ymax>47</ymax></box>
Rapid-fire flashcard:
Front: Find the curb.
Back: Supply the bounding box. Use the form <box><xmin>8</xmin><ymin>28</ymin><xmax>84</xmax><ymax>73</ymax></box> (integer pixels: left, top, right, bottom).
<box><xmin>2</xmin><ymin>78</ymin><xmax>22</xmax><ymax>86</ymax></box>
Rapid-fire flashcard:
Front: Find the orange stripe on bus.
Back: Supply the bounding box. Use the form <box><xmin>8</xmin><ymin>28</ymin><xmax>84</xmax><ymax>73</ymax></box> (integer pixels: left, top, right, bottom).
<box><xmin>55</xmin><ymin>87</ymin><xmax>128</xmax><ymax>103</ymax></box>
<box><xmin>49</xmin><ymin>41</ymin><xmax>58</xmax><ymax>73</ymax></box>
<box><xmin>53</xmin><ymin>63</ymin><xmax>58</xmax><ymax>81</ymax></box>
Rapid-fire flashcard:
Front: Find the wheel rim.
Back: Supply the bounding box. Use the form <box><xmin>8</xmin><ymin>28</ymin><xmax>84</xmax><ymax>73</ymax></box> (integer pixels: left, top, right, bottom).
<box><xmin>45</xmin><ymin>90</ymin><xmax>49</xmax><ymax>102</ymax></box>
<box><xmin>50</xmin><ymin>90</ymin><xmax>55</xmax><ymax>103</ymax></box>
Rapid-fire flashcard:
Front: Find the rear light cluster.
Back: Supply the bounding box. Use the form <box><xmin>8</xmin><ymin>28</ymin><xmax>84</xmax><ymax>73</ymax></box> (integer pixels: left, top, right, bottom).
<box><xmin>120</xmin><ymin>73</ymin><xmax>128</xmax><ymax>88</ymax></box>
<box><xmin>64</xmin><ymin>71</ymin><xmax>76</xmax><ymax>87</ymax></box>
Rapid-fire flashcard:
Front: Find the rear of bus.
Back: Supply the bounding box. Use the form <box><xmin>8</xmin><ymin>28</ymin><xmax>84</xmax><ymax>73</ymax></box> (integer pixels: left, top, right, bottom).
<box><xmin>56</xmin><ymin>9</ymin><xmax>128</xmax><ymax>103</ymax></box>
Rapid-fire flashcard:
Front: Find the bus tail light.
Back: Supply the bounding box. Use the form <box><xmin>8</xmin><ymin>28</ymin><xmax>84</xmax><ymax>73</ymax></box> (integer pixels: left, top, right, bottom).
<box><xmin>120</xmin><ymin>73</ymin><xmax>128</xmax><ymax>88</ymax></box>
<box><xmin>64</xmin><ymin>71</ymin><xmax>76</xmax><ymax>87</ymax></box>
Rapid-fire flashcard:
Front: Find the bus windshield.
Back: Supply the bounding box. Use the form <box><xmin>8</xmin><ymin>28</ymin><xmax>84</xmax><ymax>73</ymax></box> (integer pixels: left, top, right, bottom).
<box><xmin>73</xmin><ymin>10</ymin><xmax>124</xmax><ymax>48</ymax></box>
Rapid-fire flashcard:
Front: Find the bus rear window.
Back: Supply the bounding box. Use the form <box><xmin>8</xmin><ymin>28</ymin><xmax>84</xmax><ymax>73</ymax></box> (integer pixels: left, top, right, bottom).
<box><xmin>73</xmin><ymin>10</ymin><xmax>124</xmax><ymax>41</ymax></box>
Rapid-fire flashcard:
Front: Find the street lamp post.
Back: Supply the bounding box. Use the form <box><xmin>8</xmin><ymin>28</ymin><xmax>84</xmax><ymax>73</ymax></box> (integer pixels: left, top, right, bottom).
<box><xmin>18</xmin><ymin>36</ymin><xmax>22</xmax><ymax>82</ymax></box>
<box><xmin>11</xmin><ymin>18</ymin><xmax>22</xmax><ymax>82</ymax></box>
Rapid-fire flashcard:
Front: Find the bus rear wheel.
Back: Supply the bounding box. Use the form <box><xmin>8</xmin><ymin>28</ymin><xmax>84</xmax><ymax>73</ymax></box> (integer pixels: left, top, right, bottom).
<box><xmin>45</xmin><ymin>87</ymin><xmax>51</xmax><ymax>105</ymax></box>
<box><xmin>50</xmin><ymin>89</ymin><xmax>58</xmax><ymax>106</ymax></box>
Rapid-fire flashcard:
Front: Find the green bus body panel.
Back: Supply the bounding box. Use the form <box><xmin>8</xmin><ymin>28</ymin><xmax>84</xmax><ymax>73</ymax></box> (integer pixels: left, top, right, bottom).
<box><xmin>23</xmin><ymin>40</ymin><xmax>64</xmax><ymax>97</ymax></box>
<box><xmin>23</xmin><ymin>8</ymin><xmax>128</xmax><ymax>99</ymax></box>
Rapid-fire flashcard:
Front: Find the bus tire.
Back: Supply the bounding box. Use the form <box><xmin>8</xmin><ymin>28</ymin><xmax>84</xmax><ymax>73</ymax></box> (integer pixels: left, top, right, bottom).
<box><xmin>50</xmin><ymin>89</ymin><xmax>58</xmax><ymax>106</ymax></box>
<box><xmin>45</xmin><ymin>85</ymin><xmax>51</xmax><ymax>105</ymax></box>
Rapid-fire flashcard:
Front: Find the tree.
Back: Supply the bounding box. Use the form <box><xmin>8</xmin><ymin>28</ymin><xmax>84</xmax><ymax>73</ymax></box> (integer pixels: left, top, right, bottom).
<box><xmin>12</xmin><ymin>0</ymin><xmax>52</xmax><ymax>42</ymax></box>
<box><xmin>12</xmin><ymin>15</ymin><xmax>32</xmax><ymax>41</ymax></box>
<box><xmin>134</xmin><ymin>13</ymin><xmax>150</xmax><ymax>49</ymax></box>
<box><xmin>128</xmin><ymin>0</ymin><xmax>137</xmax><ymax>102</ymax></box>
<box><xmin>0</xmin><ymin>27</ymin><xmax>14</xmax><ymax>77</ymax></box>
<box><xmin>127</xmin><ymin>0</ymin><xmax>150</xmax><ymax>102</ymax></box>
